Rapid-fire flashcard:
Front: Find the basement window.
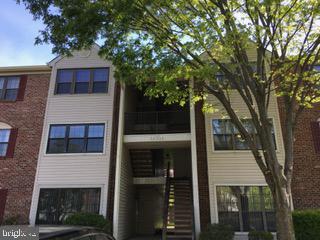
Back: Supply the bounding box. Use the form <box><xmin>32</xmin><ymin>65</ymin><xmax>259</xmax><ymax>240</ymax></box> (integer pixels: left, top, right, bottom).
<box><xmin>216</xmin><ymin>186</ymin><xmax>276</xmax><ymax>232</ymax></box>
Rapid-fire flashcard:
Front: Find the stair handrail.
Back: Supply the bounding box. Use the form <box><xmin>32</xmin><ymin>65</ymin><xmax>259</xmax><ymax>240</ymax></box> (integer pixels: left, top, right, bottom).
<box><xmin>162</xmin><ymin>162</ymin><xmax>171</xmax><ymax>240</ymax></box>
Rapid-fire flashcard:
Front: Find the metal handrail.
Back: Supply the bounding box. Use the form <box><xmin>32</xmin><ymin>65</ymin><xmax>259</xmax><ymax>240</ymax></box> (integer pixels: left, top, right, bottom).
<box><xmin>162</xmin><ymin>162</ymin><xmax>171</xmax><ymax>240</ymax></box>
<box><xmin>125</xmin><ymin>110</ymin><xmax>190</xmax><ymax>135</ymax></box>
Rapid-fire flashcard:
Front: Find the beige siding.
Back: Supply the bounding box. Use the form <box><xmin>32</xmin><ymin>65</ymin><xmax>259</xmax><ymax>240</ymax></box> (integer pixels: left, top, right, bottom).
<box><xmin>204</xmin><ymin>60</ymin><xmax>285</xmax><ymax>224</ymax></box>
<box><xmin>30</xmin><ymin>46</ymin><xmax>115</xmax><ymax>224</ymax></box>
<box><xmin>117</xmin><ymin>146</ymin><xmax>135</xmax><ymax>240</ymax></box>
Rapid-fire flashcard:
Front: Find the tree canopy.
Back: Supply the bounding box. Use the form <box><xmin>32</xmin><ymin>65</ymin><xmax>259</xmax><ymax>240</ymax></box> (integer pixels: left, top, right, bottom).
<box><xmin>19</xmin><ymin>0</ymin><xmax>320</xmax><ymax>239</ymax></box>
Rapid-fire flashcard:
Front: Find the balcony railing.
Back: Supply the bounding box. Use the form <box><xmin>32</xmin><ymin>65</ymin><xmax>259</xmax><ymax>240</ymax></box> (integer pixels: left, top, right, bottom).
<box><xmin>125</xmin><ymin>111</ymin><xmax>190</xmax><ymax>135</ymax></box>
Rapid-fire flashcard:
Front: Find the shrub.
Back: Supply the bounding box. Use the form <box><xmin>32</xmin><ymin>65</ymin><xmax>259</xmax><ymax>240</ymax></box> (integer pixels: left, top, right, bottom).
<box><xmin>64</xmin><ymin>213</ymin><xmax>111</xmax><ymax>233</ymax></box>
<box><xmin>199</xmin><ymin>223</ymin><xmax>234</xmax><ymax>240</ymax></box>
<box><xmin>248</xmin><ymin>231</ymin><xmax>273</xmax><ymax>240</ymax></box>
<box><xmin>1</xmin><ymin>215</ymin><xmax>22</xmax><ymax>225</ymax></box>
<box><xmin>293</xmin><ymin>210</ymin><xmax>320</xmax><ymax>240</ymax></box>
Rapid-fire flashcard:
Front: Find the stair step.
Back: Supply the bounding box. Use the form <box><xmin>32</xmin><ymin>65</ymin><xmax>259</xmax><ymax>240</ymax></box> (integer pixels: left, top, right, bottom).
<box><xmin>132</xmin><ymin>156</ymin><xmax>153</xmax><ymax>160</ymax></box>
<box><xmin>167</xmin><ymin>229</ymin><xmax>192</xmax><ymax>234</ymax></box>
<box><xmin>170</xmin><ymin>184</ymin><xmax>190</xmax><ymax>187</ymax></box>
<box><xmin>167</xmin><ymin>235</ymin><xmax>193</xmax><ymax>239</ymax></box>
<box><xmin>172</xmin><ymin>215</ymin><xmax>193</xmax><ymax>219</ymax></box>
<box><xmin>133</xmin><ymin>168</ymin><xmax>153</xmax><ymax>171</ymax></box>
<box><xmin>132</xmin><ymin>165</ymin><xmax>153</xmax><ymax>169</ymax></box>
<box><xmin>172</xmin><ymin>223</ymin><xmax>193</xmax><ymax>228</ymax></box>
<box><xmin>167</xmin><ymin>236</ymin><xmax>192</xmax><ymax>239</ymax></box>
<box><xmin>173</xmin><ymin>202</ymin><xmax>192</xmax><ymax>206</ymax></box>
<box><xmin>134</xmin><ymin>174</ymin><xmax>154</xmax><ymax>177</ymax></box>
<box><xmin>165</xmin><ymin>178</ymin><xmax>194</xmax><ymax>240</ymax></box>
<box><xmin>174</xmin><ymin>209</ymin><xmax>193</xmax><ymax>213</ymax></box>
<box><xmin>170</xmin><ymin>192</ymin><xmax>191</xmax><ymax>195</ymax></box>
<box><xmin>171</xmin><ymin>188</ymin><xmax>191</xmax><ymax>190</ymax></box>
<box><xmin>173</xmin><ymin>197</ymin><xmax>192</xmax><ymax>200</ymax></box>
<box><xmin>174</xmin><ymin>208</ymin><xmax>192</xmax><ymax>212</ymax></box>
<box><xmin>171</xmin><ymin>190</ymin><xmax>191</xmax><ymax>193</ymax></box>
<box><xmin>171</xmin><ymin>183</ymin><xmax>191</xmax><ymax>186</ymax></box>
<box><xmin>132</xmin><ymin>159</ymin><xmax>153</xmax><ymax>162</ymax></box>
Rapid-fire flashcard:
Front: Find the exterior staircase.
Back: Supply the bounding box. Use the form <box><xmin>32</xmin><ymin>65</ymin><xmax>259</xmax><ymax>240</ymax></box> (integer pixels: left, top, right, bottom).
<box><xmin>163</xmin><ymin>178</ymin><xmax>194</xmax><ymax>240</ymax></box>
<box><xmin>130</xmin><ymin>149</ymin><xmax>154</xmax><ymax>177</ymax></box>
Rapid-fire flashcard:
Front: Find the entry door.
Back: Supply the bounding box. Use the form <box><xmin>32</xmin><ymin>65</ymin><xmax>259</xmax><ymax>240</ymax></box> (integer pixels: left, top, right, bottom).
<box><xmin>0</xmin><ymin>189</ymin><xmax>8</xmax><ymax>223</ymax></box>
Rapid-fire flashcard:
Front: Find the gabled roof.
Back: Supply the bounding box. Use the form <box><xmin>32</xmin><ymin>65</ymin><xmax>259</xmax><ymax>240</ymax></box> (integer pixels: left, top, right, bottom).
<box><xmin>48</xmin><ymin>43</ymin><xmax>101</xmax><ymax>67</ymax></box>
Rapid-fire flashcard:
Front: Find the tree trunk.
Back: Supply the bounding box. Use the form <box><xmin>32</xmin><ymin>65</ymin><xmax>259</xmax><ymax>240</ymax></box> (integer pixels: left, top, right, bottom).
<box><xmin>273</xmin><ymin>185</ymin><xmax>296</xmax><ymax>240</ymax></box>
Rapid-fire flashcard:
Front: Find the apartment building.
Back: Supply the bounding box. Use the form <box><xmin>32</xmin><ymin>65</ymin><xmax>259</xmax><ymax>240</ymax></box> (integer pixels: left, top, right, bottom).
<box><xmin>28</xmin><ymin>45</ymin><xmax>118</xmax><ymax>226</ymax></box>
<box><xmin>0</xmin><ymin>44</ymin><xmax>319</xmax><ymax>240</ymax></box>
<box><xmin>0</xmin><ymin>66</ymin><xmax>51</xmax><ymax>224</ymax></box>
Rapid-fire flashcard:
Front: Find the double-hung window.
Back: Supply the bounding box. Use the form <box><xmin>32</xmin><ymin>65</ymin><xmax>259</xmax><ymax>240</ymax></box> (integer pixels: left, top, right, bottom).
<box><xmin>212</xmin><ymin>119</ymin><xmax>276</xmax><ymax>150</ymax></box>
<box><xmin>0</xmin><ymin>129</ymin><xmax>10</xmax><ymax>157</ymax></box>
<box><xmin>0</xmin><ymin>77</ymin><xmax>20</xmax><ymax>101</ymax></box>
<box><xmin>217</xmin><ymin>186</ymin><xmax>276</xmax><ymax>232</ymax></box>
<box><xmin>47</xmin><ymin>124</ymin><xmax>105</xmax><ymax>154</ymax></box>
<box><xmin>55</xmin><ymin>68</ymin><xmax>109</xmax><ymax>94</ymax></box>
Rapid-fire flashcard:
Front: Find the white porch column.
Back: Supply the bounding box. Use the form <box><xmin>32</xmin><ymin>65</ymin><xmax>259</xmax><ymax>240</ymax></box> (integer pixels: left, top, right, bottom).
<box><xmin>113</xmin><ymin>85</ymin><xmax>125</xmax><ymax>239</ymax></box>
<box><xmin>190</xmin><ymin>80</ymin><xmax>201</xmax><ymax>239</ymax></box>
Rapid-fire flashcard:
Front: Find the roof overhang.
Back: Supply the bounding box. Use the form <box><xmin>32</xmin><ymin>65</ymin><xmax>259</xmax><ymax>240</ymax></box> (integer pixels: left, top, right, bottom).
<box><xmin>0</xmin><ymin>65</ymin><xmax>51</xmax><ymax>75</ymax></box>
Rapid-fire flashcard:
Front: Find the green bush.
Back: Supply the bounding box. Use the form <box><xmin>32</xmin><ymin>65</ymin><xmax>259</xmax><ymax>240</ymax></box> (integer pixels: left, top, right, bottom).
<box><xmin>293</xmin><ymin>210</ymin><xmax>320</xmax><ymax>240</ymax></box>
<box><xmin>248</xmin><ymin>231</ymin><xmax>273</xmax><ymax>240</ymax></box>
<box><xmin>1</xmin><ymin>215</ymin><xmax>22</xmax><ymax>225</ymax></box>
<box><xmin>64</xmin><ymin>213</ymin><xmax>111</xmax><ymax>233</ymax></box>
<box><xmin>199</xmin><ymin>223</ymin><xmax>234</xmax><ymax>240</ymax></box>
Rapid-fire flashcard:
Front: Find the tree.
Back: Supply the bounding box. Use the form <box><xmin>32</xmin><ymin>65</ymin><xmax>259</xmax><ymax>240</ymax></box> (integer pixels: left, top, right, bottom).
<box><xmin>19</xmin><ymin>0</ymin><xmax>320</xmax><ymax>239</ymax></box>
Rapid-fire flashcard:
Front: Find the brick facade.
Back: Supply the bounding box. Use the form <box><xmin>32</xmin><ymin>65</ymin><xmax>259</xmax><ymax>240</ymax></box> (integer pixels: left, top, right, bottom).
<box><xmin>0</xmin><ymin>73</ymin><xmax>50</xmax><ymax>224</ymax></box>
<box><xmin>291</xmin><ymin>104</ymin><xmax>320</xmax><ymax>209</ymax></box>
<box><xmin>195</xmin><ymin>101</ymin><xmax>211</xmax><ymax>230</ymax></box>
<box><xmin>277</xmin><ymin>99</ymin><xmax>320</xmax><ymax>209</ymax></box>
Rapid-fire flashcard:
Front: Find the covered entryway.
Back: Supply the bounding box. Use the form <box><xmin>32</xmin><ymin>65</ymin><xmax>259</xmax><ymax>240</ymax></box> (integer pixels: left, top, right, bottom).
<box><xmin>113</xmin><ymin>85</ymin><xmax>199</xmax><ymax>240</ymax></box>
<box><xmin>115</xmin><ymin>146</ymin><xmax>194</xmax><ymax>240</ymax></box>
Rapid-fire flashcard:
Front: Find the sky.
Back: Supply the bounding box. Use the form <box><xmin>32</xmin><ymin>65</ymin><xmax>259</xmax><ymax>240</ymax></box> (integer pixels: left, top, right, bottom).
<box><xmin>0</xmin><ymin>0</ymin><xmax>55</xmax><ymax>67</ymax></box>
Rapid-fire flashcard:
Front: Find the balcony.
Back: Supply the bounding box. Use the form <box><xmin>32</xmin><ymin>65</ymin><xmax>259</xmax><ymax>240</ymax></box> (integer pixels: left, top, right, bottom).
<box><xmin>125</xmin><ymin>110</ymin><xmax>190</xmax><ymax>135</ymax></box>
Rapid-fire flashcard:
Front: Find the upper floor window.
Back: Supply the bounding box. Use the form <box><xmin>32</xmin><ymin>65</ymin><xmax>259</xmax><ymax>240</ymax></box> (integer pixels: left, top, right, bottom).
<box><xmin>0</xmin><ymin>124</ymin><xmax>18</xmax><ymax>158</ymax></box>
<box><xmin>0</xmin><ymin>129</ymin><xmax>10</xmax><ymax>156</ymax></box>
<box><xmin>47</xmin><ymin>123</ymin><xmax>105</xmax><ymax>154</ymax></box>
<box><xmin>212</xmin><ymin>119</ymin><xmax>276</xmax><ymax>150</ymax></box>
<box><xmin>55</xmin><ymin>68</ymin><xmax>109</xmax><ymax>95</ymax></box>
<box><xmin>0</xmin><ymin>77</ymin><xmax>20</xmax><ymax>101</ymax></box>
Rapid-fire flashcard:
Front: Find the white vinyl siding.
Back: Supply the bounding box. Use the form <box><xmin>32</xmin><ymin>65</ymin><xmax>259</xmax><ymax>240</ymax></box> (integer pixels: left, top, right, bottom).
<box><xmin>116</xmin><ymin>147</ymin><xmax>135</xmax><ymax>240</ymax></box>
<box><xmin>30</xmin><ymin>46</ymin><xmax>116</xmax><ymax>224</ymax></box>
<box><xmin>203</xmin><ymin>50</ymin><xmax>285</xmax><ymax>225</ymax></box>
